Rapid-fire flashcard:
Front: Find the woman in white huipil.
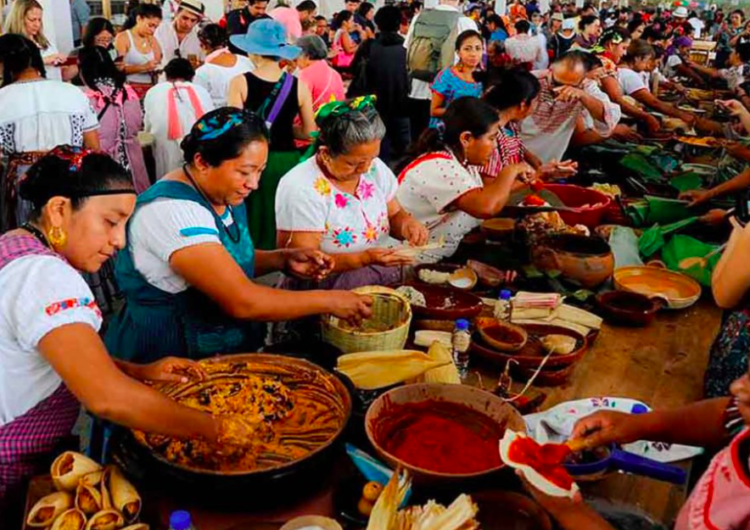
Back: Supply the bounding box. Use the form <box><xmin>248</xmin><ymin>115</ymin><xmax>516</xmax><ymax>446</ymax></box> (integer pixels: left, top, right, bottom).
<box><xmin>115</xmin><ymin>3</ymin><xmax>163</xmax><ymax>99</ymax></box>
<box><xmin>193</xmin><ymin>23</ymin><xmax>254</xmax><ymax>107</ymax></box>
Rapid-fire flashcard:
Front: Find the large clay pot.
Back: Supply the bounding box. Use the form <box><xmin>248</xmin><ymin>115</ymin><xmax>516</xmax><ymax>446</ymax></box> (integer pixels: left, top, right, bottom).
<box><xmin>531</xmin><ymin>234</ymin><xmax>614</xmax><ymax>288</ymax></box>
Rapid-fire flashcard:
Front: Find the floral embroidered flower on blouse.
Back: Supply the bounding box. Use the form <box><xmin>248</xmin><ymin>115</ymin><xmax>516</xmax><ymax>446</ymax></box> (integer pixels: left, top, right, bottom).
<box><xmin>335</xmin><ymin>193</ymin><xmax>349</xmax><ymax>209</ymax></box>
<box><xmin>314</xmin><ymin>176</ymin><xmax>332</xmax><ymax>196</ymax></box>
<box><xmin>357</xmin><ymin>179</ymin><xmax>375</xmax><ymax>200</ymax></box>
<box><xmin>332</xmin><ymin>227</ymin><xmax>357</xmax><ymax>247</ymax></box>
<box><xmin>362</xmin><ymin>224</ymin><xmax>379</xmax><ymax>243</ymax></box>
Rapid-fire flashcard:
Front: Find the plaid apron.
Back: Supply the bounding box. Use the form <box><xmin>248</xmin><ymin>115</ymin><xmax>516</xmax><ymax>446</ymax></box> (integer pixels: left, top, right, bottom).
<box><xmin>0</xmin><ymin>235</ymin><xmax>81</xmax><ymax>502</ymax></box>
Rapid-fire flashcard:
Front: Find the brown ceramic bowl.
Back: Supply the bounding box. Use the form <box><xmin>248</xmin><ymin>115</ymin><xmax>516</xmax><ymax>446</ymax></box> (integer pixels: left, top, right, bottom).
<box><xmin>613</xmin><ymin>266</ymin><xmax>701</xmax><ymax>310</ymax></box>
<box><xmin>477</xmin><ymin>320</ymin><xmax>529</xmax><ymax>352</ymax></box>
<box><xmin>473</xmin><ymin>491</ymin><xmax>552</xmax><ymax>530</ymax></box>
<box><xmin>406</xmin><ymin>284</ymin><xmax>484</xmax><ymax>320</ymax></box>
<box><xmin>480</xmin><ymin>218</ymin><xmax>516</xmax><ymax>241</ymax></box>
<box><xmin>531</xmin><ymin>234</ymin><xmax>614</xmax><ymax>288</ymax></box>
<box><xmin>365</xmin><ymin>384</ymin><xmax>526</xmax><ymax>485</ymax></box>
<box><xmin>597</xmin><ymin>291</ymin><xmax>662</xmax><ymax>327</ymax></box>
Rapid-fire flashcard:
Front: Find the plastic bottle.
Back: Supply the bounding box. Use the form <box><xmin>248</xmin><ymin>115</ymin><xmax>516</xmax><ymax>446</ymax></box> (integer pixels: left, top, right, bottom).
<box><xmin>494</xmin><ymin>290</ymin><xmax>513</xmax><ymax>322</ymax></box>
<box><xmin>169</xmin><ymin>511</ymin><xmax>196</xmax><ymax>530</ymax></box>
<box><xmin>452</xmin><ymin>319</ymin><xmax>472</xmax><ymax>379</ymax></box>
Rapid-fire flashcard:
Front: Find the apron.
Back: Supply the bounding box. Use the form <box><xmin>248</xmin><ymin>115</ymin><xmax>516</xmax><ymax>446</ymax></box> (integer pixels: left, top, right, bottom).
<box><xmin>104</xmin><ymin>181</ymin><xmax>261</xmax><ymax>363</ymax></box>
<box><xmin>674</xmin><ymin>427</ymin><xmax>750</xmax><ymax>530</ymax></box>
<box><xmin>0</xmin><ymin>235</ymin><xmax>80</xmax><ymax>503</ymax></box>
<box><xmin>1</xmin><ymin>151</ymin><xmax>47</xmax><ymax>233</ymax></box>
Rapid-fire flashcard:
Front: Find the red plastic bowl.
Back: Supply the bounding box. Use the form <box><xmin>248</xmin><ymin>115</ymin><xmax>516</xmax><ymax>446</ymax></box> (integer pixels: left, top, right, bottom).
<box><xmin>543</xmin><ymin>184</ymin><xmax>612</xmax><ymax>228</ymax></box>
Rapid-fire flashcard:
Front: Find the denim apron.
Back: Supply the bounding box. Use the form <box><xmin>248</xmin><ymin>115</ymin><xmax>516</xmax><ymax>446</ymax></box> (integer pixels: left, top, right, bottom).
<box><xmin>105</xmin><ymin>181</ymin><xmax>261</xmax><ymax>363</ymax></box>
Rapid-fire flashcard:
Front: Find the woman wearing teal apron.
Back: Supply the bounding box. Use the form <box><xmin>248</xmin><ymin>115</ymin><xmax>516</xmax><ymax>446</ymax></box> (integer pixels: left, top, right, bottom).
<box><xmin>105</xmin><ymin>108</ymin><xmax>372</xmax><ymax>364</ymax></box>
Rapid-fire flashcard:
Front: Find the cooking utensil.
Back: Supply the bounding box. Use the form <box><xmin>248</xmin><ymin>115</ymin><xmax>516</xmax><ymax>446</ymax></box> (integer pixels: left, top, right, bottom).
<box><xmin>564</xmin><ymin>445</ymin><xmax>687</xmax><ymax>485</ymax></box>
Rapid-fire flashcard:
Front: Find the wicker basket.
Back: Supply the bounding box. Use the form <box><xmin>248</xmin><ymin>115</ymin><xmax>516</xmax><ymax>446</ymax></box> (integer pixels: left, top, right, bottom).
<box><xmin>321</xmin><ymin>286</ymin><xmax>412</xmax><ymax>353</ymax></box>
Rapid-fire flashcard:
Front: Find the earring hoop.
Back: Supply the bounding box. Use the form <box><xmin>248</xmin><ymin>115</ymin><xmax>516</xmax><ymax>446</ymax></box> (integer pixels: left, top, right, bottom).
<box><xmin>48</xmin><ymin>226</ymin><xmax>67</xmax><ymax>248</ymax></box>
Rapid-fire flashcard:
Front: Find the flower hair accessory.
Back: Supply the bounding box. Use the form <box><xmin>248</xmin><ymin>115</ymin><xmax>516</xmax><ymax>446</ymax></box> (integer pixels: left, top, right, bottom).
<box><xmin>314</xmin><ymin>95</ymin><xmax>378</xmax><ymax>123</ymax></box>
<box><xmin>48</xmin><ymin>145</ymin><xmax>97</xmax><ymax>172</ymax></box>
<box><xmin>194</xmin><ymin>111</ymin><xmax>246</xmax><ymax>141</ymax></box>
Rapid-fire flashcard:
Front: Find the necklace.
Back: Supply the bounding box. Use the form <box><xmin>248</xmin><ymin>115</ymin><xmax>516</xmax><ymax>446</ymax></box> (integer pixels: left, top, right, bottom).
<box><xmin>21</xmin><ymin>222</ymin><xmax>50</xmax><ymax>248</ymax></box>
<box><xmin>182</xmin><ymin>165</ymin><xmax>241</xmax><ymax>243</ymax></box>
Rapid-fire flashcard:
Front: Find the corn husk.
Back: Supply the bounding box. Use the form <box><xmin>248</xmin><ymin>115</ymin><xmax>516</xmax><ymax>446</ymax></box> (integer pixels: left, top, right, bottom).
<box><xmin>107</xmin><ymin>466</ymin><xmax>142</xmax><ymax>523</ymax></box>
<box><xmin>122</xmin><ymin>525</ymin><xmax>149</xmax><ymax>530</ymax></box>
<box><xmin>100</xmin><ymin>467</ymin><xmax>114</xmax><ymax>510</ymax></box>
<box><xmin>75</xmin><ymin>482</ymin><xmax>103</xmax><ymax>516</ymax></box>
<box><xmin>336</xmin><ymin>350</ymin><xmax>448</xmax><ymax>390</ymax></box>
<box><xmin>51</xmin><ymin>452</ymin><xmax>102</xmax><ymax>492</ymax></box>
<box><xmin>414</xmin><ymin>330</ymin><xmax>452</xmax><ymax>348</ymax></box>
<box><xmin>84</xmin><ymin>510</ymin><xmax>124</xmax><ymax>530</ymax></box>
<box><xmin>395</xmin><ymin>495</ymin><xmax>478</xmax><ymax>530</ymax></box>
<box><xmin>367</xmin><ymin>470</ymin><xmax>410</xmax><ymax>530</ymax></box>
<box><xmin>541</xmin><ymin>335</ymin><xmax>577</xmax><ymax>355</ymax></box>
<box><xmin>26</xmin><ymin>491</ymin><xmax>74</xmax><ymax>527</ymax></box>
<box><xmin>50</xmin><ymin>508</ymin><xmax>87</xmax><ymax>530</ymax></box>
<box><xmin>554</xmin><ymin>304</ymin><xmax>602</xmax><ymax>330</ymax></box>
<box><xmin>422</xmin><ymin>342</ymin><xmax>461</xmax><ymax>384</ymax></box>
<box><xmin>81</xmin><ymin>471</ymin><xmax>104</xmax><ymax>487</ymax></box>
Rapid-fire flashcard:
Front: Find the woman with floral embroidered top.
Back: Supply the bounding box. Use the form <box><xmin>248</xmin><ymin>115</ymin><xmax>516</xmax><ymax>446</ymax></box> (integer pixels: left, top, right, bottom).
<box><xmin>0</xmin><ymin>147</ymin><xmax>258</xmax><ymax>519</ymax></box>
<box><xmin>105</xmin><ymin>108</ymin><xmax>372</xmax><ymax>364</ymax></box>
<box><xmin>80</xmin><ymin>46</ymin><xmax>150</xmax><ymax>194</ymax></box>
<box><xmin>429</xmin><ymin>30</ymin><xmax>484</xmax><ymax>130</ymax></box>
<box><xmin>275</xmin><ymin>97</ymin><xmax>429</xmax><ymax>290</ymax></box>
<box><xmin>397</xmin><ymin>97</ymin><xmax>533</xmax><ymax>263</ymax></box>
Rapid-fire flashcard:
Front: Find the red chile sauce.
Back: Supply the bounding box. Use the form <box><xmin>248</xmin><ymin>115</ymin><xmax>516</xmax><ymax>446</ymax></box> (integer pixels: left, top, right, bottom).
<box><xmin>375</xmin><ymin>401</ymin><xmax>504</xmax><ymax>474</ymax></box>
<box><xmin>507</xmin><ymin>436</ymin><xmax>575</xmax><ymax>490</ymax></box>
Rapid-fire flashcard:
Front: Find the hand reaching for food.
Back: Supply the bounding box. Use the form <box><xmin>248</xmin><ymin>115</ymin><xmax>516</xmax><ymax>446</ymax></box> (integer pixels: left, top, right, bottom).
<box><xmin>215</xmin><ymin>414</ymin><xmax>268</xmax><ymax>447</ymax></box>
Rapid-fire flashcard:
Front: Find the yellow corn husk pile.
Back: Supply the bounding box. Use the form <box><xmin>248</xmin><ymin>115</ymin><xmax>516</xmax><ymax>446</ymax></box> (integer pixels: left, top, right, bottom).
<box><xmin>336</xmin><ymin>350</ymin><xmax>449</xmax><ymax>390</ymax></box>
<box><xmin>367</xmin><ymin>470</ymin><xmax>411</xmax><ymax>530</ymax></box>
<box><xmin>421</xmin><ymin>342</ymin><xmax>461</xmax><ymax>385</ymax></box>
<box><xmin>395</xmin><ymin>495</ymin><xmax>479</xmax><ymax>530</ymax></box>
<box><xmin>512</xmin><ymin>303</ymin><xmax>602</xmax><ymax>336</ymax></box>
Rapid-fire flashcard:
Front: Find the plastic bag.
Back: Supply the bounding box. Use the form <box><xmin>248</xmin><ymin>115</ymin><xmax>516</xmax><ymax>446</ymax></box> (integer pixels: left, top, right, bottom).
<box><xmin>662</xmin><ymin>235</ymin><xmax>721</xmax><ymax>286</ymax></box>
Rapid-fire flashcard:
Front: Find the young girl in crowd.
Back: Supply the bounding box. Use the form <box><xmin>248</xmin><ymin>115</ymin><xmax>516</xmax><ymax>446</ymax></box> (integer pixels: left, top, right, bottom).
<box><xmin>429</xmin><ymin>30</ymin><xmax>484</xmax><ymax>130</ymax></box>
<box><xmin>115</xmin><ymin>3</ymin><xmax>163</xmax><ymax>98</ymax></box>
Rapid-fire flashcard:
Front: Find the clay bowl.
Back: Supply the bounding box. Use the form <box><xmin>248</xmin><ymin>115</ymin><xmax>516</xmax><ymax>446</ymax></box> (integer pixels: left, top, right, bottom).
<box><xmin>477</xmin><ymin>320</ymin><xmax>529</xmax><ymax>352</ymax></box>
<box><xmin>365</xmin><ymin>383</ymin><xmax>526</xmax><ymax>485</ymax></box>
<box><xmin>531</xmin><ymin>234</ymin><xmax>614</xmax><ymax>288</ymax></box>
<box><xmin>448</xmin><ymin>267</ymin><xmax>478</xmax><ymax>290</ymax></box>
<box><xmin>414</xmin><ymin>319</ymin><xmax>455</xmax><ymax>332</ymax></box>
<box><xmin>473</xmin><ymin>491</ymin><xmax>552</xmax><ymax>530</ymax></box>
<box><xmin>414</xmin><ymin>263</ymin><xmax>460</xmax><ymax>286</ymax></box>
<box><xmin>597</xmin><ymin>291</ymin><xmax>663</xmax><ymax>327</ymax></box>
<box><xmin>406</xmin><ymin>284</ymin><xmax>484</xmax><ymax>320</ymax></box>
<box><xmin>480</xmin><ymin>218</ymin><xmax>516</xmax><ymax>241</ymax></box>
<box><xmin>613</xmin><ymin>266</ymin><xmax>701</xmax><ymax>310</ymax></box>
<box><xmin>471</xmin><ymin>319</ymin><xmax>587</xmax><ymax>369</ymax></box>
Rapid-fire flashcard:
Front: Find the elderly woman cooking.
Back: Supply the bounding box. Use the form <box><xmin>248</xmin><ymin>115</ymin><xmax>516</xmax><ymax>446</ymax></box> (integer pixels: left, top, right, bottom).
<box><xmin>105</xmin><ymin>108</ymin><xmax>372</xmax><ymax>363</ymax></box>
<box><xmin>275</xmin><ymin>97</ymin><xmax>429</xmax><ymax>290</ymax></box>
<box><xmin>0</xmin><ymin>147</ymin><xmax>258</xmax><ymax>517</ymax></box>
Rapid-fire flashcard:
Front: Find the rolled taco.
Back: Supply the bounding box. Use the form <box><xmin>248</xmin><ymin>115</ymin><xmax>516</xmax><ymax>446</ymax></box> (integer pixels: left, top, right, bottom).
<box><xmin>26</xmin><ymin>491</ymin><xmax>73</xmax><ymax>527</ymax></box>
<box><xmin>50</xmin><ymin>508</ymin><xmax>88</xmax><ymax>530</ymax></box>
<box><xmin>51</xmin><ymin>452</ymin><xmax>102</xmax><ymax>491</ymax></box>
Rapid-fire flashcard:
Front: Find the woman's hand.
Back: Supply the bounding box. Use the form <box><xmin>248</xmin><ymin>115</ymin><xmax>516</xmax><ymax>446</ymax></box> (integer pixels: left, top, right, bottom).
<box><xmin>570</xmin><ymin>410</ymin><xmax>645</xmax><ymax>449</ymax></box>
<box><xmin>400</xmin><ymin>217</ymin><xmax>430</xmax><ymax>246</ymax></box>
<box><xmin>329</xmin><ymin>292</ymin><xmax>373</xmax><ymax>323</ymax></box>
<box><xmin>506</xmin><ymin>162</ymin><xmax>535</xmax><ymax>183</ymax></box>
<box><xmin>679</xmin><ymin>189</ymin><xmax>711</xmax><ymax>206</ymax></box>
<box><xmin>215</xmin><ymin>415</ymin><xmax>268</xmax><ymax>447</ymax></box>
<box><xmin>285</xmin><ymin>248</ymin><xmax>335</xmax><ymax>281</ymax></box>
<box><xmin>138</xmin><ymin>357</ymin><xmax>207</xmax><ymax>383</ymax></box>
<box><xmin>44</xmin><ymin>53</ymin><xmax>64</xmax><ymax>66</ymax></box>
<box><xmin>716</xmin><ymin>99</ymin><xmax>749</xmax><ymax>117</ymax></box>
<box><xmin>366</xmin><ymin>248</ymin><xmax>414</xmax><ymax>267</ymax></box>
<box><xmin>645</xmin><ymin>114</ymin><xmax>662</xmax><ymax>134</ymax></box>
<box><xmin>536</xmin><ymin>159</ymin><xmax>578</xmax><ymax>181</ymax></box>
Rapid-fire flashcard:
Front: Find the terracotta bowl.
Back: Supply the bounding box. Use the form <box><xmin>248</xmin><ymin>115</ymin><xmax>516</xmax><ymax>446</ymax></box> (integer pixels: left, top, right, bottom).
<box><xmin>531</xmin><ymin>234</ymin><xmax>614</xmax><ymax>288</ymax></box>
<box><xmin>477</xmin><ymin>320</ymin><xmax>529</xmax><ymax>352</ymax></box>
<box><xmin>406</xmin><ymin>284</ymin><xmax>484</xmax><ymax>320</ymax></box>
<box><xmin>480</xmin><ymin>218</ymin><xmax>516</xmax><ymax>241</ymax></box>
<box><xmin>613</xmin><ymin>266</ymin><xmax>701</xmax><ymax>310</ymax></box>
<box><xmin>597</xmin><ymin>291</ymin><xmax>662</xmax><ymax>327</ymax></box>
<box><xmin>365</xmin><ymin>384</ymin><xmax>525</xmax><ymax>485</ymax></box>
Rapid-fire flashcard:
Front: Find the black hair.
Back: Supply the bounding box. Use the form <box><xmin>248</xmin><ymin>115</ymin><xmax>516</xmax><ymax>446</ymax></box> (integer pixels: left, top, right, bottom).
<box><xmin>123</xmin><ymin>2</ymin><xmax>162</xmax><ymax>30</ymax></box>
<box><xmin>181</xmin><ymin>108</ymin><xmax>269</xmax><ymax>167</ymax></box>
<box><xmin>79</xmin><ymin>46</ymin><xmax>127</xmax><ymax>92</ymax></box>
<box><xmin>198</xmin><ymin>23</ymin><xmax>228</xmax><ymax>50</ymax></box>
<box><xmin>623</xmin><ymin>38</ymin><xmax>655</xmax><ymax>62</ymax></box>
<box><xmin>736</xmin><ymin>41</ymin><xmax>750</xmax><ymax>63</ymax></box>
<box><xmin>483</xmin><ymin>69</ymin><xmax>541</xmax><ymax>111</ymax></box>
<box><xmin>357</xmin><ymin>2</ymin><xmax>375</xmax><ymax>17</ymax></box>
<box><xmin>731</xmin><ymin>9</ymin><xmax>745</xmax><ymax>21</ymax></box>
<box><xmin>515</xmin><ymin>19</ymin><xmax>531</xmax><ymax>33</ymax></box>
<box><xmin>486</xmin><ymin>14</ymin><xmax>506</xmax><ymax>31</ymax></box>
<box><xmin>297</xmin><ymin>0</ymin><xmax>317</xmax><ymax>13</ymax></box>
<box><xmin>21</xmin><ymin>148</ymin><xmax>133</xmax><ymax>216</ymax></box>
<box><xmin>164</xmin><ymin>58</ymin><xmax>195</xmax><ymax>81</ymax></box>
<box><xmin>0</xmin><ymin>34</ymin><xmax>46</xmax><ymax>86</ymax></box>
<box><xmin>455</xmin><ymin>29</ymin><xmax>482</xmax><ymax>50</ymax></box>
<box><xmin>642</xmin><ymin>26</ymin><xmax>663</xmax><ymax>42</ymax></box>
<box><xmin>598</xmin><ymin>27</ymin><xmax>630</xmax><ymax>48</ymax></box>
<box><xmin>248</xmin><ymin>0</ymin><xmax>269</xmax><ymax>5</ymax></box>
<box><xmin>375</xmin><ymin>6</ymin><xmax>402</xmax><ymax>33</ymax></box>
<box><xmin>315</xmin><ymin>15</ymin><xmax>327</xmax><ymax>22</ymax></box>
<box><xmin>334</xmin><ymin>11</ymin><xmax>354</xmax><ymax>27</ymax></box>
<box><xmin>578</xmin><ymin>14</ymin><xmax>599</xmax><ymax>31</ymax></box>
<box><xmin>82</xmin><ymin>17</ymin><xmax>115</xmax><ymax>49</ymax></box>
<box><xmin>403</xmin><ymin>98</ymin><xmax>499</xmax><ymax>172</ymax></box>
<box><xmin>626</xmin><ymin>18</ymin><xmax>645</xmax><ymax>34</ymax></box>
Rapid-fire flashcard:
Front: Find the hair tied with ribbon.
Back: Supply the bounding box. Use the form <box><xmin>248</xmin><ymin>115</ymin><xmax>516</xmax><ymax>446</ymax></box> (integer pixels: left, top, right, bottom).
<box><xmin>194</xmin><ymin>110</ymin><xmax>246</xmax><ymax>141</ymax></box>
<box><xmin>314</xmin><ymin>95</ymin><xmax>378</xmax><ymax>123</ymax></box>
<box><xmin>48</xmin><ymin>145</ymin><xmax>97</xmax><ymax>172</ymax></box>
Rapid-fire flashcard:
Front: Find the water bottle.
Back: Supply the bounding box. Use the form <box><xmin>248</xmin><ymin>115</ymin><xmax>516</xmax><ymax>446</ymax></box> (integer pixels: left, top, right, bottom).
<box><xmin>452</xmin><ymin>319</ymin><xmax>471</xmax><ymax>379</ymax></box>
<box><xmin>495</xmin><ymin>289</ymin><xmax>513</xmax><ymax>322</ymax></box>
<box><xmin>169</xmin><ymin>511</ymin><xmax>196</xmax><ymax>530</ymax></box>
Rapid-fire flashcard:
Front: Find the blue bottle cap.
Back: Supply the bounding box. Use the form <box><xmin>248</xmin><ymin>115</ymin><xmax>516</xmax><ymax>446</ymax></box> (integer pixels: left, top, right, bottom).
<box><xmin>170</xmin><ymin>511</ymin><xmax>192</xmax><ymax>530</ymax></box>
<box><xmin>455</xmin><ymin>319</ymin><xmax>470</xmax><ymax>331</ymax></box>
<box><xmin>631</xmin><ymin>404</ymin><xmax>648</xmax><ymax>415</ymax></box>
<box><xmin>500</xmin><ymin>289</ymin><xmax>512</xmax><ymax>300</ymax></box>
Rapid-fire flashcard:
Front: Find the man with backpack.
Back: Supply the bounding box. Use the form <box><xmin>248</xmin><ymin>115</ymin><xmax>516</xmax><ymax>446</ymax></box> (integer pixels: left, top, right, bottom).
<box><xmin>404</xmin><ymin>0</ymin><xmax>478</xmax><ymax>140</ymax></box>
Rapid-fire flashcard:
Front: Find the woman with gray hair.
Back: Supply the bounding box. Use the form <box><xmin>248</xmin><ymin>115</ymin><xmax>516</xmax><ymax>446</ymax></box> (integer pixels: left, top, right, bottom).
<box><xmin>275</xmin><ymin>97</ymin><xmax>429</xmax><ymax>290</ymax></box>
<box><xmin>296</xmin><ymin>34</ymin><xmax>345</xmax><ymax>112</ymax></box>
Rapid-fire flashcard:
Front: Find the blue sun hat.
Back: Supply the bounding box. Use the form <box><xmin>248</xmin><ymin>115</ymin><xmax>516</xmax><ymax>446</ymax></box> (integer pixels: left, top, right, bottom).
<box><xmin>230</xmin><ymin>19</ymin><xmax>301</xmax><ymax>60</ymax></box>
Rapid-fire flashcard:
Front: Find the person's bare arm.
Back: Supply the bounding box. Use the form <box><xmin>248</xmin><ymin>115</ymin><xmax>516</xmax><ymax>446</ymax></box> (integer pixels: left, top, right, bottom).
<box><xmin>39</xmin><ymin>324</ymin><xmax>218</xmax><ymax>441</ymax></box>
<box><xmin>690</xmin><ymin>62</ymin><xmax>721</xmax><ymax>78</ymax></box>
<box><xmin>227</xmin><ymin>75</ymin><xmax>248</xmax><ymax>109</ymax></box>
<box><xmin>675</xmin><ymin>62</ymin><xmax>706</xmax><ymax>86</ymax></box>
<box><xmin>169</xmin><ymin>242</ymin><xmax>369</xmax><ymax>319</ymax></box>
<box><xmin>453</xmin><ymin>163</ymin><xmax>531</xmax><ymax>219</ymax></box>
<box><xmin>632</xmin><ymin>88</ymin><xmax>695</xmax><ymax>123</ymax></box>
<box><xmin>430</xmin><ymin>91</ymin><xmax>448</xmax><ymax>118</ymax></box>
<box><xmin>83</xmin><ymin>130</ymin><xmax>100</xmax><ymax>150</ymax></box>
<box><xmin>713</xmin><ymin>221</ymin><xmax>750</xmax><ymax>309</ymax></box>
<box><xmin>294</xmin><ymin>80</ymin><xmax>316</xmax><ymax>140</ymax></box>
<box><xmin>341</xmin><ymin>31</ymin><xmax>358</xmax><ymax>54</ymax></box>
<box><xmin>152</xmin><ymin>36</ymin><xmax>162</xmax><ymax>64</ymax></box>
<box><xmin>601</xmin><ymin>78</ymin><xmax>659</xmax><ymax>131</ymax></box>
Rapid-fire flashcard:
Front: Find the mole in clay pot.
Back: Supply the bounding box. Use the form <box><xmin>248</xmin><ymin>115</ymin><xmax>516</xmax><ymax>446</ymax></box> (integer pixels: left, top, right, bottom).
<box><xmin>531</xmin><ymin>234</ymin><xmax>614</xmax><ymax>288</ymax></box>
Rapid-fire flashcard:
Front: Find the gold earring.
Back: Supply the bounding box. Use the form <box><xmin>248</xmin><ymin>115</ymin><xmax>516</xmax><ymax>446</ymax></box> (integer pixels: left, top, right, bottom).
<box><xmin>48</xmin><ymin>226</ymin><xmax>67</xmax><ymax>248</ymax></box>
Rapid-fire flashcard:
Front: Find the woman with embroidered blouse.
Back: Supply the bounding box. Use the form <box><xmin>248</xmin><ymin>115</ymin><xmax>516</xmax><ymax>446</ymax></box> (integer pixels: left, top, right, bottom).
<box><xmin>275</xmin><ymin>97</ymin><xmax>429</xmax><ymax>290</ymax></box>
<box><xmin>105</xmin><ymin>108</ymin><xmax>372</xmax><ymax>363</ymax></box>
